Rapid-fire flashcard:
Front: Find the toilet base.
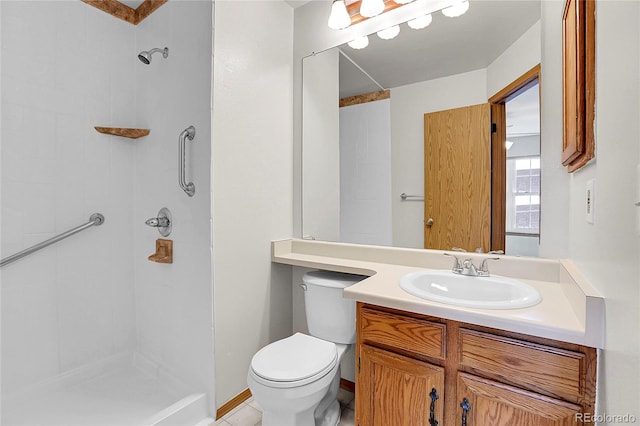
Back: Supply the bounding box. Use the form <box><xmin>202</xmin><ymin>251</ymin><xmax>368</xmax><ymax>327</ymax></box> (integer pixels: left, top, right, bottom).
<box><xmin>317</xmin><ymin>400</ymin><xmax>340</xmax><ymax>426</ymax></box>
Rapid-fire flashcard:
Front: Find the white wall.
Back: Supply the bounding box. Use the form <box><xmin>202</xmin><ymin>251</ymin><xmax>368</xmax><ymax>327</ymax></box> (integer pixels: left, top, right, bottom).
<box><xmin>539</xmin><ymin>1</ymin><xmax>570</xmax><ymax>259</ymax></box>
<box><xmin>486</xmin><ymin>21</ymin><xmax>541</xmax><ymax>98</ymax></box>
<box><xmin>133</xmin><ymin>0</ymin><xmax>215</xmax><ymax>412</ymax></box>
<box><xmin>212</xmin><ymin>0</ymin><xmax>294</xmax><ymax>408</ymax></box>
<box><xmin>561</xmin><ymin>1</ymin><xmax>639</xmax><ymax>417</ymax></box>
<box><xmin>1</xmin><ymin>1</ymin><xmax>136</xmax><ymax>394</ymax></box>
<box><xmin>390</xmin><ymin>69</ymin><xmax>488</xmax><ymax>248</ymax></box>
<box><xmin>303</xmin><ymin>49</ymin><xmax>340</xmax><ymax>241</ymax></box>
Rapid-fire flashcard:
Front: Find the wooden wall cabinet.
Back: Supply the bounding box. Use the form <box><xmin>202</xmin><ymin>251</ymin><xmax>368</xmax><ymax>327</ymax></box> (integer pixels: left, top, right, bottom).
<box><xmin>562</xmin><ymin>0</ymin><xmax>596</xmax><ymax>172</ymax></box>
<box><xmin>355</xmin><ymin>303</ymin><xmax>597</xmax><ymax>426</ymax></box>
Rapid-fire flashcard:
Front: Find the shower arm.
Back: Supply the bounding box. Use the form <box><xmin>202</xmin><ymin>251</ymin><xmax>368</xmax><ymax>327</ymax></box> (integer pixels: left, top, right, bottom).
<box><xmin>179</xmin><ymin>126</ymin><xmax>196</xmax><ymax>197</ymax></box>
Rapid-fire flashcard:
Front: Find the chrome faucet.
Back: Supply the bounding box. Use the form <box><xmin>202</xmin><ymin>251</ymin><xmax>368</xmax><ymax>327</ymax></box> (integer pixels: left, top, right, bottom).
<box><xmin>444</xmin><ymin>253</ymin><xmax>500</xmax><ymax>277</ymax></box>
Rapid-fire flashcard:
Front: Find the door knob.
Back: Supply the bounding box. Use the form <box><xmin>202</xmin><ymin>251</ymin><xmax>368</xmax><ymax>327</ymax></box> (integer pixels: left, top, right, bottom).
<box><xmin>425</xmin><ymin>218</ymin><xmax>434</xmax><ymax>227</ymax></box>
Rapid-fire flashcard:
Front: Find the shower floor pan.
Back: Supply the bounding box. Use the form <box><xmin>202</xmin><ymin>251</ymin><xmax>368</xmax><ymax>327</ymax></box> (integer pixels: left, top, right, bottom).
<box><xmin>2</xmin><ymin>353</ymin><xmax>211</xmax><ymax>426</ymax></box>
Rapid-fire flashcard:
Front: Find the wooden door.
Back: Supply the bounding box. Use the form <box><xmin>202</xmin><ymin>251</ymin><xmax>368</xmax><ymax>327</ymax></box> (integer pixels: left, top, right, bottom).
<box><xmin>456</xmin><ymin>373</ymin><xmax>582</xmax><ymax>426</ymax></box>
<box><xmin>424</xmin><ymin>104</ymin><xmax>491</xmax><ymax>251</ymax></box>
<box><xmin>358</xmin><ymin>344</ymin><xmax>444</xmax><ymax>426</ymax></box>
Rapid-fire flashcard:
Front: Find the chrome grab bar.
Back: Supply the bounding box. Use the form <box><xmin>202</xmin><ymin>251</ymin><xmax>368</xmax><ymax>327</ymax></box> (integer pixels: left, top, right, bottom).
<box><xmin>179</xmin><ymin>125</ymin><xmax>196</xmax><ymax>197</ymax></box>
<box><xmin>0</xmin><ymin>213</ymin><xmax>105</xmax><ymax>268</ymax></box>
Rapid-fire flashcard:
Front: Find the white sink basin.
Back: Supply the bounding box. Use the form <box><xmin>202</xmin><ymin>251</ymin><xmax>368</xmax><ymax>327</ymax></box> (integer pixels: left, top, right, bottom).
<box><xmin>399</xmin><ymin>270</ymin><xmax>541</xmax><ymax>309</ymax></box>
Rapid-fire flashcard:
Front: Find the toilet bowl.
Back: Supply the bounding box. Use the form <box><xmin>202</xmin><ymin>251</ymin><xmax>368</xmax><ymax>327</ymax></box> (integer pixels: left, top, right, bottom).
<box><xmin>247</xmin><ymin>270</ymin><xmax>365</xmax><ymax>426</ymax></box>
<box><xmin>248</xmin><ymin>333</ymin><xmax>349</xmax><ymax>426</ymax></box>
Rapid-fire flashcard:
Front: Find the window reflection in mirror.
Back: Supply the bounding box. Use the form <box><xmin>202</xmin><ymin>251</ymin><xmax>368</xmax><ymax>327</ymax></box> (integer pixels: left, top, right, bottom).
<box><xmin>505</xmin><ymin>82</ymin><xmax>540</xmax><ymax>257</ymax></box>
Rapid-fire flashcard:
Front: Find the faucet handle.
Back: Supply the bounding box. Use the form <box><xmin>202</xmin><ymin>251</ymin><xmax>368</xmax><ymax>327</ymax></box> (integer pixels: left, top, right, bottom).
<box><xmin>478</xmin><ymin>257</ymin><xmax>500</xmax><ymax>276</ymax></box>
<box><xmin>444</xmin><ymin>253</ymin><xmax>463</xmax><ymax>273</ymax></box>
<box><xmin>462</xmin><ymin>258</ymin><xmax>478</xmax><ymax>276</ymax></box>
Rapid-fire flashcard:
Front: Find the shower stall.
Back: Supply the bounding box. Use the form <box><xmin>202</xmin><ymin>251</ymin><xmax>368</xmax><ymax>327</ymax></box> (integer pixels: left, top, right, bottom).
<box><xmin>0</xmin><ymin>1</ymin><xmax>215</xmax><ymax>424</ymax></box>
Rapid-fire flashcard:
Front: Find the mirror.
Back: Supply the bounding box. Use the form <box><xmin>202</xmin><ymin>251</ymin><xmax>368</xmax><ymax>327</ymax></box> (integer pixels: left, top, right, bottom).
<box><xmin>302</xmin><ymin>0</ymin><xmax>541</xmax><ymax>254</ymax></box>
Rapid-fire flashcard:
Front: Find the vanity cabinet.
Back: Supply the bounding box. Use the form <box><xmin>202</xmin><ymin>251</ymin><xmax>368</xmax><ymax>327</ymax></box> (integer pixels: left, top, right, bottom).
<box><xmin>355</xmin><ymin>303</ymin><xmax>596</xmax><ymax>426</ymax></box>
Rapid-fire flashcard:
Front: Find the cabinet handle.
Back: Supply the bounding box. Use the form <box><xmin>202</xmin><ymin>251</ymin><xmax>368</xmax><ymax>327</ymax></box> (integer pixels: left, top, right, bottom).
<box><xmin>460</xmin><ymin>398</ymin><xmax>471</xmax><ymax>426</ymax></box>
<box><xmin>428</xmin><ymin>388</ymin><xmax>439</xmax><ymax>426</ymax></box>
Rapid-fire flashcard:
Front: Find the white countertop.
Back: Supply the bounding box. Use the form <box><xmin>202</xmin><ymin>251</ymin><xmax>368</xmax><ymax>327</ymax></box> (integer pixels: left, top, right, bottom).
<box><xmin>272</xmin><ymin>239</ymin><xmax>604</xmax><ymax>348</ymax></box>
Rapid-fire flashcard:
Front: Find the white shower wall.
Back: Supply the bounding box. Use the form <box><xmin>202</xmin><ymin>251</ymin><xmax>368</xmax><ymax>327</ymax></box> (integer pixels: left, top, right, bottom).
<box><xmin>133</xmin><ymin>0</ymin><xmax>214</xmax><ymax>410</ymax></box>
<box><xmin>1</xmin><ymin>1</ymin><xmax>137</xmax><ymax>394</ymax></box>
<box><xmin>1</xmin><ymin>0</ymin><xmax>215</xmax><ymax>417</ymax></box>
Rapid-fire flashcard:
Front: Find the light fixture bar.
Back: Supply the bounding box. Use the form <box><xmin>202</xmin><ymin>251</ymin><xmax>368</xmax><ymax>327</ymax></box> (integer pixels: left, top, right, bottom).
<box><xmin>347</xmin><ymin>0</ymin><xmax>405</xmax><ymax>26</ymax></box>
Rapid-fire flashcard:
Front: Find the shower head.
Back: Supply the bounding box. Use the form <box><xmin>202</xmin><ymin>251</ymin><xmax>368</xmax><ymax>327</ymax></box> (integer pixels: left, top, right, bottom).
<box><xmin>138</xmin><ymin>47</ymin><xmax>169</xmax><ymax>64</ymax></box>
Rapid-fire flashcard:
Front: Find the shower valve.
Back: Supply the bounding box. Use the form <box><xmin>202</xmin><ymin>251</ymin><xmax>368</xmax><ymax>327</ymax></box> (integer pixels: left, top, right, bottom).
<box><xmin>145</xmin><ymin>207</ymin><xmax>172</xmax><ymax>237</ymax></box>
<box><xmin>145</xmin><ymin>217</ymin><xmax>170</xmax><ymax>228</ymax></box>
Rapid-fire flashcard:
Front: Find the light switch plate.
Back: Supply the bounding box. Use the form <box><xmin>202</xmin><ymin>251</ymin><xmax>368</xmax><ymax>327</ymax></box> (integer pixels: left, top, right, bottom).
<box><xmin>586</xmin><ymin>179</ymin><xmax>595</xmax><ymax>224</ymax></box>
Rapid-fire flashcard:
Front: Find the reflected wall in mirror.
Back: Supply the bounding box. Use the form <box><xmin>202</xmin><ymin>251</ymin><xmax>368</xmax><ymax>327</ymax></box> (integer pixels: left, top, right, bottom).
<box><xmin>302</xmin><ymin>0</ymin><xmax>542</xmax><ymax>256</ymax></box>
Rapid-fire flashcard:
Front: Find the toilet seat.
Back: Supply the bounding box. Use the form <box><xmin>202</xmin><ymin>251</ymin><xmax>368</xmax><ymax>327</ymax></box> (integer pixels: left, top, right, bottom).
<box><xmin>250</xmin><ymin>333</ymin><xmax>338</xmax><ymax>388</ymax></box>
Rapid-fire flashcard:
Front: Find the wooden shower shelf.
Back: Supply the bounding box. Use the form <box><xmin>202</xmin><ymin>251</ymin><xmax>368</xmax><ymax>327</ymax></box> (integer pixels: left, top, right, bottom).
<box><xmin>94</xmin><ymin>127</ymin><xmax>150</xmax><ymax>139</ymax></box>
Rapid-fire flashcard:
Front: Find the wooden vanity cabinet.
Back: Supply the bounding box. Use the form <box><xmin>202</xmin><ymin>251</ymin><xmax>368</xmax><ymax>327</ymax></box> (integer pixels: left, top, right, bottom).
<box><xmin>355</xmin><ymin>303</ymin><xmax>597</xmax><ymax>426</ymax></box>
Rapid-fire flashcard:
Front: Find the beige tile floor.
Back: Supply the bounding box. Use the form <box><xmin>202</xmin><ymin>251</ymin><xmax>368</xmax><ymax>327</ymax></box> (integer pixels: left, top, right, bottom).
<box><xmin>215</xmin><ymin>388</ymin><xmax>355</xmax><ymax>426</ymax></box>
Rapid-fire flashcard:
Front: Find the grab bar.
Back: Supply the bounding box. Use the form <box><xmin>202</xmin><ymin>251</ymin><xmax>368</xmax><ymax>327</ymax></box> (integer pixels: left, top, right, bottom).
<box><xmin>179</xmin><ymin>125</ymin><xmax>196</xmax><ymax>197</ymax></box>
<box><xmin>0</xmin><ymin>213</ymin><xmax>105</xmax><ymax>268</ymax></box>
<box><xmin>400</xmin><ymin>192</ymin><xmax>424</xmax><ymax>201</ymax></box>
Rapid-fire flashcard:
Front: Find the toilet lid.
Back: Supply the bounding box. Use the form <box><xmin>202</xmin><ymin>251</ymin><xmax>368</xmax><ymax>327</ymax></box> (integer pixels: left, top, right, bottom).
<box><xmin>251</xmin><ymin>333</ymin><xmax>338</xmax><ymax>383</ymax></box>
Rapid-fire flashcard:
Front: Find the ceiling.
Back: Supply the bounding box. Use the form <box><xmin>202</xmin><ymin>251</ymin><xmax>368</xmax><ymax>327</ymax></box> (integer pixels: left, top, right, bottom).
<box><xmin>338</xmin><ymin>0</ymin><xmax>541</xmax><ymax>96</ymax></box>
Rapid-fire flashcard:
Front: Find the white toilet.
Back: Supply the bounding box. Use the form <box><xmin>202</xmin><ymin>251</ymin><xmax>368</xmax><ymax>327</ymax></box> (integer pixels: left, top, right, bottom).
<box><xmin>247</xmin><ymin>270</ymin><xmax>364</xmax><ymax>426</ymax></box>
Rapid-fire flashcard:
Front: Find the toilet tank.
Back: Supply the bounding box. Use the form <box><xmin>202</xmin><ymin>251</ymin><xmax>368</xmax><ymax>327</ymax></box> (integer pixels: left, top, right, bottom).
<box><xmin>302</xmin><ymin>270</ymin><xmax>366</xmax><ymax>344</ymax></box>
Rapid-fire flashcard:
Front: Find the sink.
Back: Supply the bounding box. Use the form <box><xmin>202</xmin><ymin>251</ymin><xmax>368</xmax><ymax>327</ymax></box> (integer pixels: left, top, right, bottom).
<box><xmin>399</xmin><ymin>270</ymin><xmax>541</xmax><ymax>309</ymax></box>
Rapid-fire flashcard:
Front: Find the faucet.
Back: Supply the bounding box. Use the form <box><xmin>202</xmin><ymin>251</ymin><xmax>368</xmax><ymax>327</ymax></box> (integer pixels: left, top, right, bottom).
<box><xmin>444</xmin><ymin>253</ymin><xmax>500</xmax><ymax>277</ymax></box>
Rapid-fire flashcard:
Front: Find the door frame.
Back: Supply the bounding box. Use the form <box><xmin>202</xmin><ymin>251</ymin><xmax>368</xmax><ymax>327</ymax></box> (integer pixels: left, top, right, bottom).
<box><xmin>488</xmin><ymin>64</ymin><xmax>541</xmax><ymax>252</ymax></box>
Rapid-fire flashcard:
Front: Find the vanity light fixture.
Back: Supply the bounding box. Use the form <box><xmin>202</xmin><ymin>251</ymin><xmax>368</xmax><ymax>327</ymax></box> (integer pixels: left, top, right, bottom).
<box><xmin>328</xmin><ymin>0</ymin><xmax>351</xmax><ymax>30</ymax></box>
<box><xmin>407</xmin><ymin>13</ymin><xmax>432</xmax><ymax>29</ymax></box>
<box><xmin>377</xmin><ymin>25</ymin><xmax>400</xmax><ymax>40</ymax></box>
<box><xmin>333</xmin><ymin>0</ymin><xmax>470</xmax><ymax>49</ymax></box>
<box><xmin>442</xmin><ymin>0</ymin><xmax>469</xmax><ymax>17</ymax></box>
<box><xmin>360</xmin><ymin>0</ymin><xmax>385</xmax><ymax>17</ymax></box>
<box><xmin>348</xmin><ymin>35</ymin><xmax>370</xmax><ymax>49</ymax></box>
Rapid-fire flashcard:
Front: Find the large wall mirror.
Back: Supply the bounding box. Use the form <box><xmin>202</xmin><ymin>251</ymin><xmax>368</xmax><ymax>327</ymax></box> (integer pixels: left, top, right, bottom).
<box><xmin>302</xmin><ymin>0</ymin><xmax>542</xmax><ymax>256</ymax></box>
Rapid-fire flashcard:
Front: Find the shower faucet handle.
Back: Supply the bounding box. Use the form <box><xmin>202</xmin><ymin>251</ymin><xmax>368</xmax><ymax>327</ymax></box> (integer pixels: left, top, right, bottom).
<box><xmin>145</xmin><ymin>217</ymin><xmax>170</xmax><ymax>228</ymax></box>
<box><xmin>145</xmin><ymin>207</ymin><xmax>172</xmax><ymax>237</ymax></box>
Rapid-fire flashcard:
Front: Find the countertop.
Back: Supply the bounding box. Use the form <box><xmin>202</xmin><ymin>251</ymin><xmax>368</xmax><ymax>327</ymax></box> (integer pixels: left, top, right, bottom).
<box><xmin>272</xmin><ymin>239</ymin><xmax>604</xmax><ymax>348</ymax></box>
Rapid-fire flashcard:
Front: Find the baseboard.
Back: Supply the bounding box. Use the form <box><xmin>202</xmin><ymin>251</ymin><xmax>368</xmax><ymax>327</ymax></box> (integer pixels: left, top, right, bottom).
<box><xmin>340</xmin><ymin>378</ymin><xmax>355</xmax><ymax>393</ymax></box>
<box><xmin>216</xmin><ymin>388</ymin><xmax>252</xmax><ymax>420</ymax></box>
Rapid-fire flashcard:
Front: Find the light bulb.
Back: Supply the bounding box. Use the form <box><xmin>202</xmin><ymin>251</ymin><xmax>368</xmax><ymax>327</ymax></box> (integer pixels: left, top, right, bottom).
<box><xmin>408</xmin><ymin>13</ymin><xmax>432</xmax><ymax>29</ymax></box>
<box><xmin>360</xmin><ymin>0</ymin><xmax>385</xmax><ymax>18</ymax></box>
<box><xmin>377</xmin><ymin>25</ymin><xmax>400</xmax><ymax>40</ymax></box>
<box><xmin>328</xmin><ymin>0</ymin><xmax>351</xmax><ymax>30</ymax></box>
<box><xmin>348</xmin><ymin>36</ymin><xmax>369</xmax><ymax>49</ymax></box>
<box><xmin>442</xmin><ymin>0</ymin><xmax>469</xmax><ymax>17</ymax></box>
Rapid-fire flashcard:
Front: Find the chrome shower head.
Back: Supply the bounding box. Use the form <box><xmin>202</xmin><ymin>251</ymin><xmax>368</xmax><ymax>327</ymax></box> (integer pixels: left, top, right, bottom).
<box><xmin>138</xmin><ymin>47</ymin><xmax>169</xmax><ymax>64</ymax></box>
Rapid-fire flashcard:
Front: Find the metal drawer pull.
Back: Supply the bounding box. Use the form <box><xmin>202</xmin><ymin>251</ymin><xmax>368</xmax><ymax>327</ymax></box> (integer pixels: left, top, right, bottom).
<box><xmin>461</xmin><ymin>397</ymin><xmax>471</xmax><ymax>426</ymax></box>
<box><xmin>429</xmin><ymin>388</ymin><xmax>439</xmax><ymax>426</ymax></box>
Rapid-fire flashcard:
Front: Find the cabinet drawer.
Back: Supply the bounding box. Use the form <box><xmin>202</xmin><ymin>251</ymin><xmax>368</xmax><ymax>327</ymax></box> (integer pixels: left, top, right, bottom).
<box><xmin>359</xmin><ymin>307</ymin><xmax>445</xmax><ymax>360</ymax></box>
<box><xmin>459</xmin><ymin>328</ymin><xmax>586</xmax><ymax>402</ymax></box>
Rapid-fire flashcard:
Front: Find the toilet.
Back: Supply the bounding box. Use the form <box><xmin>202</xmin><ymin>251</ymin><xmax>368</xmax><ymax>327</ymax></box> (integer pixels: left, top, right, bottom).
<box><xmin>247</xmin><ymin>270</ymin><xmax>364</xmax><ymax>426</ymax></box>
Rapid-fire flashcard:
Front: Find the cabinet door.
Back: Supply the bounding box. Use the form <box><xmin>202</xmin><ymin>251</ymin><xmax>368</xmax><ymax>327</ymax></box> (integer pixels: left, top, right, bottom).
<box><xmin>357</xmin><ymin>344</ymin><xmax>444</xmax><ymax>426</ymax></box>
<box><xmin>457</xmin><ymin>373</ymin><xmax>582</xmax><ymax>426</ymax></box>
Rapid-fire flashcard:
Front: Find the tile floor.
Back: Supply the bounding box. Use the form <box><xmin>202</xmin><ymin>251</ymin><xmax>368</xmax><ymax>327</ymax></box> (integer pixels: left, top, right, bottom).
<box><xmin>215</xmin><ymin>388</ymin><xmax>355</xmax><ymax>426</ymax></box>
